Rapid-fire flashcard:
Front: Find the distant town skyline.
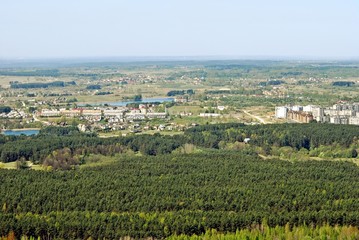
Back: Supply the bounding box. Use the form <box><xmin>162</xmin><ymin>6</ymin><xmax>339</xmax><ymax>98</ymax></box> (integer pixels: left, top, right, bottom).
<box><xmin>1</xmin><ymin>0</ymin><xmax>358</xmax><ymax>60</ymax></box>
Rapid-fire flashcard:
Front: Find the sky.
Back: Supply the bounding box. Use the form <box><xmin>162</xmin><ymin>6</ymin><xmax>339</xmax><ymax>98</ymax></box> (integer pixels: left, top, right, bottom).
<box><xmin>0</xmin><ymin>0</ymin><xmax>358</xmax><ymax>59</ymax></box>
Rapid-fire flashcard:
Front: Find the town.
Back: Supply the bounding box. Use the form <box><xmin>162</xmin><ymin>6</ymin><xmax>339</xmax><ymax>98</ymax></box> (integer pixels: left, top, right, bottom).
<box><xmin>0</xmin><ymin>97</ymin><xmax>233</xmax><ymax>135</ymax></box>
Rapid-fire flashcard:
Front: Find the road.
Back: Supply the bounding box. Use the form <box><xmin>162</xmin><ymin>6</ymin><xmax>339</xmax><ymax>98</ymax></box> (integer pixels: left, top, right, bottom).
<box><xmin>33</xmin><ymin>115</ymin><xmax>51</xmax><ymax>126</ymax></box>
<box><xmin>242</xmin><ymin>110</ymin><xmax>268</xmax><ymax>124</ymax></box>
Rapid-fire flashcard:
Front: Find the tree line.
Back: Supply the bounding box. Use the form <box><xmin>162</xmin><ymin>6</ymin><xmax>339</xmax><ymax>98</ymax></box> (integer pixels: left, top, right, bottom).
<box><xmin>167</xmin><ymin>89</ymin><xmax>194</xmax><ymax>96</ymax></box>
<box><xmin>10</xmin><ymin>81</ymin><xmax>76</xmax><ymax>89</ymax></box>
<box><xmin>0</xmin><ymin>69</ymin><xmax>60</xmax><ymax>77</ymax></box>
<box><xmin>185</xmin><ymin>123</ymin><xmax>359</xmax><ymax>150</ymax></box>
<box><xmin>0</xmin><ymin>126</ymin><xmax>184</xmax><ymax>166</ymax></box>
<box><xmin>332</xmin><ymin>81</ymin><xmax>355</xmax><ymax>87</ymax></box>
<box><xmin>1</xmin><ymin>123</ymin><xmax>359</xmax><ymax>166</ymax></box>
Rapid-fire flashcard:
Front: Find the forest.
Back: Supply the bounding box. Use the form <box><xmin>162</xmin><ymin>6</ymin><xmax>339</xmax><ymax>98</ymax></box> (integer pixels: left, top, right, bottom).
<box><xmin>184</xmin><ymin>122</ymin><xmax>359</xmax><ymax>149</ymax></box>
<box><xmin>0</xmin><ymin>151</ymin><xmax>359</xmax><ymax>238</ymax></box>
<box><xmin>0</xmin><ymin>126</ymin><xmax>183</xmax><ymax>165</ymax></box>
<box><xmin>2</xmin><ymin>123</ymin><xmax>359</xmax><ymax>166</ymax></box>
<box><xmin>1</xmin><ymin>123</ymin><xmax>359</xmax><ymax>238</ymax></box>
<box><xmin>9</xmin><ymin>81</ymin><xmax>76</xmax><ymax>89</ymax></box>
<box><xmin>332</xmin><ymin>81</ymin><xmax>355</xmax><ymax>87</ymax></box>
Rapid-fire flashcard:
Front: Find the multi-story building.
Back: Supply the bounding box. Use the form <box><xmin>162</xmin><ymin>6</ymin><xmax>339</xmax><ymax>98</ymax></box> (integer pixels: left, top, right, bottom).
<box><xmin>276</xmin><ymin>103</ymin><xmax>359</xmax><ymax>125</ymax></box>
<box><xmin>275</xmin><ymin>106</ymin><xmax>288</xmax><ymax>118</ymax></box>
<box><xmin>349</xmin><ymin>117</ymin><xmax>359</xmax><ymax>125</ymax></box>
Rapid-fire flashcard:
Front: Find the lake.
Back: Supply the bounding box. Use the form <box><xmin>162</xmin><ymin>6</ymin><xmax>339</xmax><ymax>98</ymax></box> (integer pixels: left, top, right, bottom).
<box><xmin>79</xmin><ymin>97</ymin><xmax>174</xmax><ymax>107</ymax></box>
<box><xmin>2</xmin><ymin>129</ymin><xmax>40</xmax><ymax>136</ymax></box>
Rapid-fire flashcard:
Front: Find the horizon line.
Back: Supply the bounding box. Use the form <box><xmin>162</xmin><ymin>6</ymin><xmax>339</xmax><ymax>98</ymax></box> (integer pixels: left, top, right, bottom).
<box><xmin>1</xmin><ymin>55</ymin><xmax>359</xmax><ymax>63</ymax></box>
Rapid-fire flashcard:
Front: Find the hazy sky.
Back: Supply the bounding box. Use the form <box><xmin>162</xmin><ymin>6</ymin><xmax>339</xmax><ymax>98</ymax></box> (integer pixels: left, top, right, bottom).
<box><xmin>1</xmin><ymin>0</ymin><xmax>358</xmax><ymax>59</ymax></box>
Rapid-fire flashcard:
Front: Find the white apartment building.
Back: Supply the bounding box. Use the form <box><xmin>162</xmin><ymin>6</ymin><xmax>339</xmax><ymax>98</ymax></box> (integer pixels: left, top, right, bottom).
<box><xmin>275</xmin><ymin>106</ymin><xmax>288</xmax><ymax>118</ymax></box>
